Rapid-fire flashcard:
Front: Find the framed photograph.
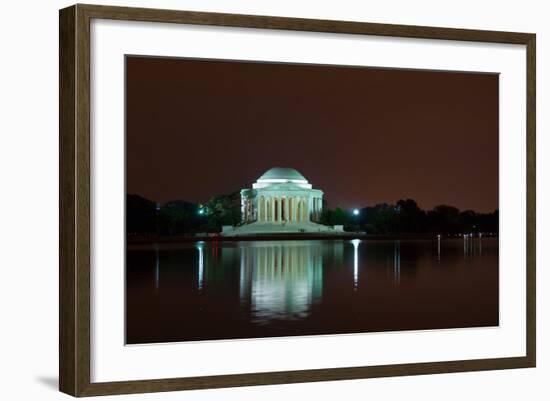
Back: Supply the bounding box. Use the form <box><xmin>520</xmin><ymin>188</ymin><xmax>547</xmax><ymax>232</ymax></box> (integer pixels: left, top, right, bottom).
<box><xmin>59</xmin><ymin>4</ymin><xmax>536</xmax><ymax>397</ymax></box>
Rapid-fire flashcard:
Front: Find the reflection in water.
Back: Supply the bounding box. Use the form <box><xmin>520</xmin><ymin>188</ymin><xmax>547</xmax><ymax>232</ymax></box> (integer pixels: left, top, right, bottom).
<box><xmin>394</xmin><ymin>241</ymin><xmax>401</xmax><ymax>285</ymax></box>
<box><xmin>239</xmin><ymin>241</ymin><xmax>324</xmax><ymax>324</ymax></box>
<box><xmin>154</xmin><ymin>246</ymin><xmax>160</xmax><ymax>290</ymax></box>
<box><xmin>463</xmin><ymin>234</ymin><xmax>484</xmax><ymax>257</ymax></box>
<box><xmin>197</xmin><ymin>241</ymin><xmax>204</xmax><ymax>291</ymax></box>
<box><xmin>478</xmin><ymin>233</ymin><xmax>483</xmax><ymax>254</ymax></box>
<box><xmin>126</xmin><ymin>238</ymin><xmax>499</xmax><ymax>344</ymax></box>
<box><xmin>352</xmin><ymin>239</ymin><xmax>360</xmax><ymax>290</ymax></box>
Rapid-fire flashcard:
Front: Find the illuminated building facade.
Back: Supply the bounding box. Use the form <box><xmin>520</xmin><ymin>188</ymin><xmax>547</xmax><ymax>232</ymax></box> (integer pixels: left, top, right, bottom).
<box><xmin>240</xmin><ymin>167</ymin><xmax>324</xmax><ymax>224</ymax></box>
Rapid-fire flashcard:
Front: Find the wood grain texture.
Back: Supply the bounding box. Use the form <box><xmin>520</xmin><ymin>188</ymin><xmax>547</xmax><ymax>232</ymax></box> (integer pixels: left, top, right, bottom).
<box><xmin>79</xmin><ymin>357</ymin><xmax>533</xmax><ymax>397</ymax></box>
<box><xmin>59</xmin><ymin>4</ymin><xmax>92</xmax><ymax>396</ymax></box>
<box><xmin>78</xmin><ymin>3</ymin><xmax>533</xmax><ymax>44</ymax></box>
<box><xmin>75</xmin><ymin>4</ymin><xmax>92</xmax><ymax>396</ymax></box>
<box><xmin>59</xmin><ymin>3</ymin><xmax>536</xmax><ymax>397</ymax></box>
<box><xmin>59</xmin><ymin>5</ymin><xmax>76</xmax><ymax>396</ymax></box>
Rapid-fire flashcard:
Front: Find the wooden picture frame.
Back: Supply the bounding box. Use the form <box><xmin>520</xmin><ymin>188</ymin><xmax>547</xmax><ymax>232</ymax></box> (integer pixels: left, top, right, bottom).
<box><xmin>59</xmin><ymin>3</ymin><xmax>536</xmax><ymax>397</ymax></box>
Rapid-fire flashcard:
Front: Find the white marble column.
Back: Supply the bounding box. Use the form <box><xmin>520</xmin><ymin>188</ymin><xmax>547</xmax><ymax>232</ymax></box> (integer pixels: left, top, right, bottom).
<box><xmin>259</xmin><ymin>197</ymin><xmax>263</xmax><ymax>222</ymax></box>
<box><xmin>316</xmin><ymin>198</ymin><xmax>320</xmax><ymax>220</ymax></box>
<box><xmin>285</xmin><ymin>196</ymin><xmax>290</xmax><ymax>222</ymax></box>
<box><xmin>277</xmin><ymin>197</ymin><xmax>282</xmax><ymax>222</ymax></box>
<box><xmin>317</xmin><ymin>198</ymin><xmax>320</xmax><ymax>220</ymax></box>
<box><xmin>313</xmin><ymin>198</ymin><xmax>319</xmax><ymax>221</ymax></box>
<box><xmin>288</xmin><ymin>198</ymin><xmax>292</xmax><ymax>222</ymax></box>
<box><xmin>315</xmin><ymin>198</ymin><xmax>321</xmax><ymax>221</ymax></box>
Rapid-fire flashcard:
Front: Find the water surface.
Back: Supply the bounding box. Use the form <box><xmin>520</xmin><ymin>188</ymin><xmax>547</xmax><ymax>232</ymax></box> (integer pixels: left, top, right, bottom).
<box><xmin>126</xmin><ymin>238</ymin><xmax>498</xmax><ymax>344</ymax></box>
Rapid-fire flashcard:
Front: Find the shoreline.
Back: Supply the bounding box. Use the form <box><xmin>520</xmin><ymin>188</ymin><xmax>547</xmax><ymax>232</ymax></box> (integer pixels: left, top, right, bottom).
<box><xmin>127</xmin><ymin>232</ymin><xmax>498</xmax><ymax>244</ymax></box>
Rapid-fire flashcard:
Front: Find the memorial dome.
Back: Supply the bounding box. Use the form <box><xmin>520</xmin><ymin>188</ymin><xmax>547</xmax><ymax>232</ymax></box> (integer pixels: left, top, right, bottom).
<box><xmin>257</xmin><ymin>167</ymin><xmax>307</xmax><ymax>183</ymax></box>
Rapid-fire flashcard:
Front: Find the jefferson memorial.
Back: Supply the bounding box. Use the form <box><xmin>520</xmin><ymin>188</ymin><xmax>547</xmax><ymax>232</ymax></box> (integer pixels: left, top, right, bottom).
<box><xmin>223</xmin><ymin>167</ymin><xmax>342</xmax><ymax>236</ymax></box>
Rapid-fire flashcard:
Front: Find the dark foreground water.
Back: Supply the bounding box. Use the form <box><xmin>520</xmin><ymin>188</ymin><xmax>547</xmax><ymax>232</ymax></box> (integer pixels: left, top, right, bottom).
<box><xmin>126</xmin><ymin>238</ymin><xmax>498</xmax><ymax>344</ymax></box>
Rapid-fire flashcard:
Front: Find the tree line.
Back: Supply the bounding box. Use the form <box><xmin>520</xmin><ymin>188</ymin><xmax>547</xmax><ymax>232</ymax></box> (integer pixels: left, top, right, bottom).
<box><xmin>127</xmin><ymin>193</ymin><xmax>240</xmax><ymax>236</ymax></box>
<box><xmin>321</xmin><ymin>199</ymin><xmax>498</xmax><ymax>235</ymax></box>
<box><xmin>128</xmin><ymin>194</ymin><xmax>498</xmax><ymax>236</ymax></box>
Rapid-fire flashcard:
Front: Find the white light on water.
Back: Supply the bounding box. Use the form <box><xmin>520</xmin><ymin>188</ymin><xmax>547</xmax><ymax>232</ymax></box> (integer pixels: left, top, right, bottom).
<box><xmin>197</xmin><ymin>242</ymin><xmax>204</xmax><ymax>290</ymax></box>
<box><xmin>352</xmin><ymin>239</ymin><xmax>360</xmax><ymax>289</ymax></box>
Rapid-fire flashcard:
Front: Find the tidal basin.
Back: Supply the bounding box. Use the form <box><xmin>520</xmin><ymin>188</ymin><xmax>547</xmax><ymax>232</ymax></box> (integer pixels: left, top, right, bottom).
<box><xmin>126</xmin><ymin>238</ymin><xmax>498</xmax><ymax>344</ymax></box>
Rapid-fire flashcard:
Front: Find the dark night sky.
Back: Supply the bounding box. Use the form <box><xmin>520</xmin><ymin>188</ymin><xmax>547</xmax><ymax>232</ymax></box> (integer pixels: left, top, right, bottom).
<box><xmin>126</xmin><ymin>56</ymin><xmax>498</xmax><ymax>212</ymax></box>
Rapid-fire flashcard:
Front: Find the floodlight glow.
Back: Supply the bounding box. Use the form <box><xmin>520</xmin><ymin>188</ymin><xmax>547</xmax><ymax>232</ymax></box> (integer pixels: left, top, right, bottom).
<box><xmin>353</xmin><ymin>209</ymin><xmax>360</xmax><ymax>216</ymax></box>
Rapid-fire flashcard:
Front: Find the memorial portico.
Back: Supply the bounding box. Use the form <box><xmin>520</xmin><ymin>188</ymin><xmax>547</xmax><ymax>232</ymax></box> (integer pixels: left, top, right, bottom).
<box><xmin>240</xmin><ymin>167</ymin><xmax>324</xmax><ymax>224</ymax></box>
<box><xmin>223</xmin><ymin>167</ymin><xmax>341</xmax><ymax>236</ymax></box>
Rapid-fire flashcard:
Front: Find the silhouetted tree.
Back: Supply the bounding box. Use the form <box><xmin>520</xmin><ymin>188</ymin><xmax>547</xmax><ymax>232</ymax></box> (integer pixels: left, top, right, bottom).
<box><xmin>127</xmin><ymin>194</ymin><xmax>157</xmax><ymax>234</ymax></box>
<box><xmin>395</xmin><ymin>199</ymin><xmax>426</xmax><ymax>233</ymax></box>
<box><xmin>204</xmin><ymin>192</ymin><xmax>241</xmax><ymax>230</ymax></box>
<box><xmin>458</xmin><ymin>210</ymin><xmax>477</xmax><ymax>232</ymax></box>
<box><xmin>359</xmin><ymin>203</ymin><xmax>398</xmax><ymax>234</ymax></box>
<box><xmin>477</xmin><ymin>210</ymin><xmax>499</xmax><ymax>233</ymax></box>
<box><xmin>320</xmin><ymin>207</ymin><xmax>349</xmax><ymax>227</ymax></box>
<box><xmin>428</xmin><ymin>205</ymin><xmax>460</xmax><ymax>234</ymax></box>
<box><xmin>127</xmin><ymin>193</ymin><xmax>499</xmax><ymax>237</ymax></box>
<box><xmin>159</xmin><ymin>200</ymin><xmax>205</xmax><ymax>235</ymax></box>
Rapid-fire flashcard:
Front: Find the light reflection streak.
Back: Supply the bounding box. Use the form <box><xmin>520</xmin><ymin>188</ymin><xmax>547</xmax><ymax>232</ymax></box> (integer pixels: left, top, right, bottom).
<box><xmin>197</xmin><ymin>241</ymin><xmax>204</xmax><ymax>291</ymax></box>
<box><xmin>155</xmin><ymin>245</ymin><xmax>159</xmax><ymax>290</ymax></box>
<box><xmin>351</xmin><ymin>239</ymin><xmax>360</xmax><ymax>290</ymax></box>
<box><xmin>394</xmin><ymin>240</ymin><xmax>401</xmax><ymax>285</ymax></box>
